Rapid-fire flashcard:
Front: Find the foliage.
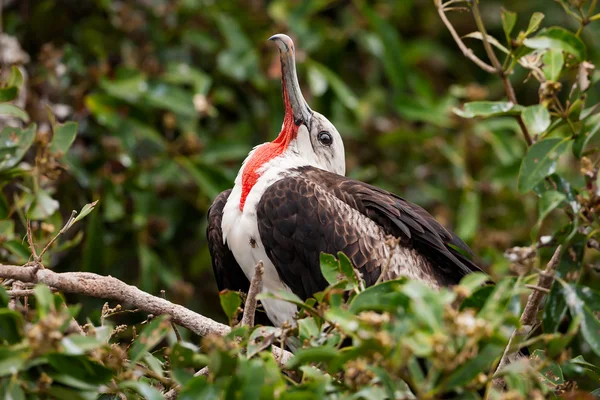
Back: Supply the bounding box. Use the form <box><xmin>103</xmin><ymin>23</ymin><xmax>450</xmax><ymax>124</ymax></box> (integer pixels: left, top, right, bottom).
<box><xmin>1</xmin><ymin>0</ymin><xmax>600</xmax><ymax>398</ymax></box>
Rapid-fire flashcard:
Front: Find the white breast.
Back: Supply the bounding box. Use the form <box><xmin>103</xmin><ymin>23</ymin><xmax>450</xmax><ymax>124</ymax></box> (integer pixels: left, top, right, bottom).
<box><xmin>221</xmin><ymin>151</ymin><xmax>310</xmax><ymax>327</ymax></box>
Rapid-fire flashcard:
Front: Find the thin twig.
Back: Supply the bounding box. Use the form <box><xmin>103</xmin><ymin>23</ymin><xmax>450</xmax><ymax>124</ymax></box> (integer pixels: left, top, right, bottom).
<box><xmin>37</xmin><ymin>210</ymin><xmax>77</xmax><ymax>260</ymax></box>
<box><xmin>492</xmin><ymin>245</ymin><xmax>562</xmax><ymax>388</ymax></box>
<box><xmin>469</xmin><ymin>0</ymin><xmax>533</xmax><ymax>146</ymax></box>
<box><xmin>161</xmin><ymin>290</ymin><xmax>182</xmax><ymax>342</ymax></box>
<box><xmin>241</xmin><ymin>261</ymin><xmax>264</xmax><ymax>328</ymax></box>
<box><xmin>7</xmin><ymin>288</ymin><xmax>58</xmax><ymax>297</ymax></box>
<box><xmin>26</xmin><ymin>220</ymin><xmax>38</xmax><ymax>261</ymax></box>
<box><xmin>435</xmin><ymin>0</ymin><xmax>496</xmax><ymax>73</ymax></box>
<box><xmin>436</xmin><ymin>0</ymin><xmax>533</xmax><ymax>146</ymax></box>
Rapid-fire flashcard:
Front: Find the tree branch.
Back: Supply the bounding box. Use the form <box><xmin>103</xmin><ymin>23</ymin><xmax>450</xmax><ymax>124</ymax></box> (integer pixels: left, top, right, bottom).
<box><xmin>0</xmin><ymin>263</ymin><xmax>293</xmax><ymax>363</ymax></box>
<box><xmin>435</xmin><ymin>0</ymin><xmax>496</xmax><ymax>74</ymax></box>
<box><xmin>493</xmin><ymin>245</ymin><xmax>562</xmax><ymax>386</ymax></box>
<box><xmin>436</xmin><ymin>0</ymin><xmax>533</xmax><ymax>146</ymax></box>
<box><xmin>241</xmin><ymin>261</ymin><xmax>264</xmax><ymax>328</ymax></box>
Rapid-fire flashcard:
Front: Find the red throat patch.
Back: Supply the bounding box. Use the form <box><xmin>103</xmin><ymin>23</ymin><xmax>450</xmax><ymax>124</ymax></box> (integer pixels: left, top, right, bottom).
<box><xmin>239</xmin><ymin>81</ymin><xmax>298</xmax><ymax>211</ymax></box>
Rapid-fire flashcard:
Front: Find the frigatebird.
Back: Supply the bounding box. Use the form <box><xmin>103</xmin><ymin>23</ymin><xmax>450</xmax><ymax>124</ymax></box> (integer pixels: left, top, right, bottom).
<box><xmin>207</xmin><ymin>34</ymin><xmax>481</xmax><ymax>326</ymax></box>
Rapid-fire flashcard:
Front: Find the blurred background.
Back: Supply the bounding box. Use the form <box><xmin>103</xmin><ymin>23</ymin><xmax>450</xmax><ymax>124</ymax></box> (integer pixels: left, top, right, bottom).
<box><xmin>1</xmin><ymin>0</ymin><xmax>599</xmax><ymax>324</ymax></box>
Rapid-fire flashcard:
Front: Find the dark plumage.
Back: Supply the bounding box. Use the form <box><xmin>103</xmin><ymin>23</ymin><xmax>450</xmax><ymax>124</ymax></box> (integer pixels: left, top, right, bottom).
<box><xmin>208</xmin><ymin>166</ymin><xmax>481</xmax><ymax>304</ymax></box>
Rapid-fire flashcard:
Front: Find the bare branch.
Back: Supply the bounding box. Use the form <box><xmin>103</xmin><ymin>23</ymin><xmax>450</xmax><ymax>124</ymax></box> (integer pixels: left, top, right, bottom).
<box><xmin>7</xmin><ymin>288</ymin><xmax>58</xmax><ymax>297</ymax></box>
<box><xmin>0</xmin><ymin>263</ymin><xmax>293</xmax><ymax>364</ymax></box>
<box><xmin>493</xmin><ymin>245</ymin><xmax>563</xmax><ymax>386</ymax></box>
<box><xmin>436</xmin><ymin>0</ymin><xmax>533</xmax><ymax>146</ymax></box>
<box><xmin>469</xmin><ymin>0</ymin><xmax>533</xmax><ymax>146</ymax></box>
<box><xmin>434</xmin><ymin>0</ymin><xmax>496</xmax><ymax>73</ymax></box>
<box><xmin>241</xmin><ymin>261</ymin><xmax>264</xmax><ymax>328</ymax></box>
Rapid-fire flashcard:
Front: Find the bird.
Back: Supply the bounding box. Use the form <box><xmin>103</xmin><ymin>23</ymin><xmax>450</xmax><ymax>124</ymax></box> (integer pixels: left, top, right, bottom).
<box><xmin>207</xmin><ymin>34</ymin><xmax>482</xmax><ymax>327</ymax></box>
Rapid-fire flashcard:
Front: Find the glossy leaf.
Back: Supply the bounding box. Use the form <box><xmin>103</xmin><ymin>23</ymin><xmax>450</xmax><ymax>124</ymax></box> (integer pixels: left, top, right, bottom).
<box><xmin>0</xmin><ymin>86</ymin><xmax>18</xmax><ymax>102</ymax></box>
<box><xmin>128</xmin><ymin>316</ymin><xmax>171</xmax><ymax>363</ymax></box>
<box><xmin>524</xmin><ymin>27</ymin><xmax>586</xmax><ymax>61</ymax></box>
<box><xmin>501</xmin><ymin>8</ymin><xmax>517</xmax><ymax>41</ymax></box>
<box><xmin>522</xmin><ymin>105</ymin><xmax>551</xmax><ymax>136</ymax></box>
<box><xmin>219</xmin><ymin>289</ymin><xmax>242</xmax><ymax>321</ymax></box>
<box><xmin>119</xmin><ymin>381</ymin><xmax>163</xmax><ymax>400</ymax></box>
<box><xmin>538</xmin><ymin>190</ymin><xmax>565</xmax><ymax>222</ymax></box>
<box><xmin>454</xmin><ymin>101</ymin><xmax>521</xmax><ymax>118</ymax></box>
<box><xmin>0</xmin><ymin>104</ymin><xmax>29</xmax><ymax>122</ymax></box>
<box><xmin>542</xmin><ymin>49</ymin><xmax>564</xmax><ymax>81</ymax></box>
<box><xmin>50</xmin><ymin>121</ymin><xmax>78</xmax><ymax>156</ymax></box>
<box><xmin>517</xmin><ymin>138</ymin><xmax>571</xmax><ymax>193</ymax></box>
<box><xmin>560</xmin><ymin>282</ymin><xmax>600</xmax><ymax>357</ymax></box>
<box><xmin>7</xmin><ymin>66</ymin><xmax>24</xmax><ymax>88</ymax></box>
<box><xmin>0</xmin><ymin>309</ymin><xmax>24</xmax><ymax>344</ymax></box>
<box><xmin>0</xmin><ymin>124</ymin><xmax>36</xmax><ymax>171</ymax></box>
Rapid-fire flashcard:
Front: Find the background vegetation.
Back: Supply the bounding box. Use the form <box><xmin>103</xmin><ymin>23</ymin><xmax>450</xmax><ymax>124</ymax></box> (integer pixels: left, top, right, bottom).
<box><xmin>1</xmin><ymin>0</ymin><xmax>600</xmax><ymax>398</ymax></box>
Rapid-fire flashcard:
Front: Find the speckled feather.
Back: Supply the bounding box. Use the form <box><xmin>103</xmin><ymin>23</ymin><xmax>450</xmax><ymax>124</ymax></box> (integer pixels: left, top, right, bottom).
<box><xmin>251</xmin><ymin>166</ymin><xmax>481</xmax><ymax>301</ymax></box>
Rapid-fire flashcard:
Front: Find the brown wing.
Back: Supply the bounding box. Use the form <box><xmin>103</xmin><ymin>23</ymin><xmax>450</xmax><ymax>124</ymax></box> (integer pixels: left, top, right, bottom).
<box><xmin>256</xmin><ymin>167</ymin><xmax>482</xmax><ymax>300</ymax></box>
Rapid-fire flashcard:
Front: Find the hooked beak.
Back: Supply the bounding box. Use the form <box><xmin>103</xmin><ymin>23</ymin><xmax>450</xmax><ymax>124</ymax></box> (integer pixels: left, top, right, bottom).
<box><xmin>268</xmin><ymin>34</ymin><xmax>313</xmax><ymax>127</ymax></box>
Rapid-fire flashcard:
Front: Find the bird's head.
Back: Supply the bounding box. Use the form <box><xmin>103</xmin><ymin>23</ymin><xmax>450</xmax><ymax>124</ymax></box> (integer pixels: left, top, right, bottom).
<box><xmin>268</xmin><ymin>34</ymin><xmax>345</xmax><ymax>175</ymax></box>
<box><xmin>237</xmin><ymin>34</ymin><xmax>345</xmax><ymax>211</ymax></box>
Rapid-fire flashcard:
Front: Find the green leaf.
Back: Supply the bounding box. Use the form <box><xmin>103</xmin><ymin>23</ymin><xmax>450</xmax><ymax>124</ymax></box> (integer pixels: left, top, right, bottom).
<box><xmin>0</xmin><ymin>193</ymin><xmax>8</xmax><ymax>220</ymax></box>
<box><xmin>47</xmin><ymin>353</ymin><xmax>113</xmax><ymax>385</ymax></box>
<box><xmin>0</xmin><ymin>104</ymin><xmax>29</xmax><ymax>122</ymax></box>
<box><xmin>524</xmin><ymin>27</ymin><xmax>586</xmax><ymax>61</ymax></box>
<box><xmin>28</xmin><ymin>189</ymin><xmax>60</xmax><ymax>220</ymax></box>
<box><xmin>257</xmin><ymin>290</ymin><xmax>304</xmax><ymax>308</ymax></box>
<box><xmin>573</xmin><ymin>113</ymin><xmax>600</xmax><ymax>158</ymax></box>
<box><xmin>531</xmin><ymin>349</ymin><xmax>565</xmax><ymax>387</ymax></box>
<box><xmin>501</xmin><ymin>8</ymin><xmax>517</xmax><ymax>41</ymax></box>
<box><xmin>49</xmin><ymin>121</ymin><xmax>78</xmax><ymax>156</ymax></box>
<box><xmin>522</xmin><ymin>105</ymin><xmax>551</xmax><ymax>136</ymax></box>
<box><xmin>171</xmin><ymin>341</ymin><xmax>207</xmax><ymax>369</ymax></box>
<box><xmin>517</xmin><ymin>138</ymin><xmax>572</xmax><ymax>193</ymax></box>
<box><xmin>542</xmin><ymin>50</ymin><xmax>564</xmax><ymax>81</ymax></box>
<box><xmin>219</xmin><ymin>289</ymin><xmax>242</xmax><ymax>321</ymax></box>
<box><xmin>0</xmin><ymin>346</ymin><xmax>29</xmax><ymax>376</ymax></box>
<box><xmin>543</xmin><ymin>241</ymin><xmax>585</xmax><ymax>333</ymax></box>
<box><xmin>72</xmin><ymin>200</ymin><xmax>99</xmax><ymax>223</ymax></box>
<box><xmin>306</xmin><ymin>61</ymin><xmax>359</xmax><ymax>110</ymax></box>
<box><xmin>119</xmin><ymin>381</ymin><xmax>163</xmax><ymax>400</ymax></box>
<box><xmin>0</xmin><ymin>379</ymin><xmax>25</xmax><ymax>400</ymax></box>
<box><xmin>320</xmin><ymin>253</ymin><xmax>340</xmax><ymax>286</ymax></box>
<box><xmin>463</xmin><ymin>32</ymin><xmax>509</xmax><ymax>54</ymax></box>
<box><xmin>0</xmin><ymin>309</ymin><xmax>24</xmax><ymax>344</ymax></box>
<box><xmin>560</xmin><ymin>282</ymin><xmax>600</xmax><ymax>357</ymax></box>
<box><xmin>7</xmin><ymin>66</ymin><xmax>24</xmax><ymax>88</ymax></box>
<box><xmin>538</xmin><ymin>190</ymin><xmax>566</xmax><ymax>222</ymax></box>
<box><xmin>524</xmin><ymin>12</ymin><xmax>545</xmax><ymax>36</ymax></box>
<box><xmin>444</xmin><ymin>343</ymin><xmax>505</xmax><ymax>389</ymax></box>
<box><xmin>298</xmin><ymin>317</ymin><xmax>320</xmax><ymax>343</ymax></box>
<box><xmin>285</xmin><ymin>347</ymin><xmax>340</xmax><ymax>370</ymax></box>
<box><xmin>0</xmin><ymin>124</ymin><xmax>36</xmax><ymax>171</ymax></box>
<box><xmin>349</xmin><ymin>279</ymin><xmax>408</xmax><ymax>313</ymax></box>
<box><xmin>128</xmin><ymin>316</ymin><xmax>171</xmax><ymax>363</ymax></box>
<box><xmin>34</xmin><ymin>284</ymin><xmax>55</xmax><ymax>317</ymax></box>
<box><xmin>0</xmin><ymin>286</ymin><xmax>8</xmax><ymax>307</ymax></box>
<box><xmin>456</xmin><ymin>187</ymin><xmax>480</xmax><ymax>241</ymax></box>
<box><xmin>145</xmin><ymin>83</ymin><xmax>197</xmax><ymax>118</ymax></box>
<box><xmin>61</xmin><ymin>335</ymin><xmax>103</xmax><ymax>355</ymax></box>
<box><xmin>99</xmin><ymin>73</ymin><xmax>148</xmax><ymax>103</ymax></box>
<box><xmin>454</xmin><ymin>101</ymin><xmax>521</xmax><ymax>118</ymax></box>
<box><xmin>0</xmin><ymin>87</ymin><xmax>18</xmax><ymax>102</ymax></box>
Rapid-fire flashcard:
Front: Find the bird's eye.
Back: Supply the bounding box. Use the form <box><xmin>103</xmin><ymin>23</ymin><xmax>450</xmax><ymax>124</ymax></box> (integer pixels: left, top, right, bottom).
<box><xmin>317</xmin><ymin>131</ymin><xmax>333</xmax><ymax>146</ymax></box>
